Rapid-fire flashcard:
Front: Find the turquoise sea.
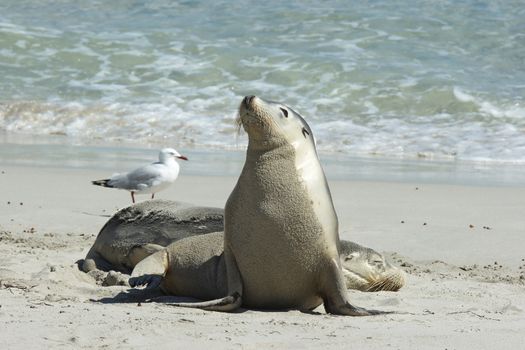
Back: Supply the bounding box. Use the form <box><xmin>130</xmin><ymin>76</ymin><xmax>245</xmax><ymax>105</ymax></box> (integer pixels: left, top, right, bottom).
<box><xmin>1</xmin><ymin>0</ymin><xmax>524</xmax><ymax>184</ymax></box>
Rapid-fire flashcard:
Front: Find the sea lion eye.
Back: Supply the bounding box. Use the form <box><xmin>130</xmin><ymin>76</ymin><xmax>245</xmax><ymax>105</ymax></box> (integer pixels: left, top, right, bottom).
<box><xmin>280</xmin><ymin>107</ymin><xmax>288</xmax><ymax>118</ymax></box>
<box><xmin>302</xmin><ymin>127</ymin><xmax>310</xmax><ymax>138</ymax></box>
<box><xmin>345</xmin><ymin>253</ymin><xmax>357</xmax><ymax>261</ymax></box>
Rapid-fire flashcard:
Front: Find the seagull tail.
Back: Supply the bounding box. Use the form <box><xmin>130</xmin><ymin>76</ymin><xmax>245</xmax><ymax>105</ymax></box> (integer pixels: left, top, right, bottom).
<box><xmin>92</xmin><ymin>179</ymin><xmax>113</xmax><ymax>188</ymax></box>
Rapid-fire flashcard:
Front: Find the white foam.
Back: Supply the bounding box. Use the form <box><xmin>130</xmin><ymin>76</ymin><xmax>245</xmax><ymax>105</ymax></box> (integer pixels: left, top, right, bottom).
<box><xmin>454</xmin><ymin>86</ymin><xmax>525</xmax><ymax>120</ymax></box>
<box><xmin>2</xmin><ymin>1</ymin><xmax>525</xmax><ymax>165</ymax></box>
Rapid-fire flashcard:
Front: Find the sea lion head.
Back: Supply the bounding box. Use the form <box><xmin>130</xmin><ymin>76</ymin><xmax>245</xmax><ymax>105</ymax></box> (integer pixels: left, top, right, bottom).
<box><xmin>237</xmin><ymin>95</ymin><xmax>314</xmax><ymax>151</ymax></box>
<box><xmin>340</xmin><ymin>241</ymin><xmax>406</xmax><ymax>292</ymax></box>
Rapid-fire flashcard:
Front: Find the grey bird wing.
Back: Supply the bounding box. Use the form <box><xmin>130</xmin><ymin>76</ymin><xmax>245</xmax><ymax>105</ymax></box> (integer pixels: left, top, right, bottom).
<box><xmin>108</xmin><ymin>163</ymin><xmax>165</xmax><ymax>191</ymax></box>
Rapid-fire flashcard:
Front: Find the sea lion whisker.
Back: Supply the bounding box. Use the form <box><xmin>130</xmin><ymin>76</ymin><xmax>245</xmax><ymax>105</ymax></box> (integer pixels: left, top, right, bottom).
<box><xmin>235</xmin><ymin>112</ymin><xmax>243</xmax><ymax>135</ymax></box>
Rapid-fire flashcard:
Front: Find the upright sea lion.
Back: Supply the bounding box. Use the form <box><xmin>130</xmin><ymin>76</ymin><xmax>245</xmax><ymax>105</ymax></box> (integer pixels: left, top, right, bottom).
<box><xmin>132</xmin><ymin>96</ymin><xmax>390</xmax><ymax>315</ymax></box>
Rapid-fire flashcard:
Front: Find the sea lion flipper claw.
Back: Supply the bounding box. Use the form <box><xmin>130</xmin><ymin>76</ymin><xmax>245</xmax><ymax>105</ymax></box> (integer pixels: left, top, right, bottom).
<box><xmin>129</xmin><ymin>250</ymin><xmax>168</xmax><ymax>289</ymax></box>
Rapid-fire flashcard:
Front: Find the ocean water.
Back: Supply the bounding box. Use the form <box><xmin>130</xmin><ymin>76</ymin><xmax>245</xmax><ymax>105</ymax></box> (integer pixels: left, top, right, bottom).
<box><xmin>1</xmin><ymin>0</ymin><xmax>524</xmax><ymax>166</ymax></box>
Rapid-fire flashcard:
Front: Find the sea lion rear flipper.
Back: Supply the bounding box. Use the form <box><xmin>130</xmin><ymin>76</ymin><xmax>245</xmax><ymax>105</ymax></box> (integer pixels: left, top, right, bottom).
<box><xmin>165</xmin><ymin>292</ymin><xmax>241</xmax><ymax>312</ymax></box>
<box><xmin>322</xmin><ymin>258</ymin><xmax>392</xmax><ymax>316</ymax></box>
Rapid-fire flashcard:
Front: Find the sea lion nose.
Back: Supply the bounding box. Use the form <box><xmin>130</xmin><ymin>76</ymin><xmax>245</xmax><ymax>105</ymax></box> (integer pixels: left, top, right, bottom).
<box><xmin>244</xmin><ymin>95</ymin><xmax>256</xmax><ymax>106</ymax></box>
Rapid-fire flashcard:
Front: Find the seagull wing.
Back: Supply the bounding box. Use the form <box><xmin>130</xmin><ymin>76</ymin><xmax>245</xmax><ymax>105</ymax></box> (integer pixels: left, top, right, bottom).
<box><xmin>125</xmin><ymin>163</ymin><xmax>165</xmax><ymax>191</ymax></box>
<box><xmin>106</xmin><ymin>163</ymin><xmax>164</xmax><ymax>191</ymax></box>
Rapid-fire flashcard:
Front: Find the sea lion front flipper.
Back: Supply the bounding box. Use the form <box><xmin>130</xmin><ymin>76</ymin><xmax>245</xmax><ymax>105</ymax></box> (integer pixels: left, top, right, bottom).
<box><xmin>322</xmin><ymin>258</ymin><xmax>390</xmax><ymax>316</ymax></box>
<box><xmin>129</xmin><ymin>249</ymin><xmax>169</xmax><ymax>289</ymax></box>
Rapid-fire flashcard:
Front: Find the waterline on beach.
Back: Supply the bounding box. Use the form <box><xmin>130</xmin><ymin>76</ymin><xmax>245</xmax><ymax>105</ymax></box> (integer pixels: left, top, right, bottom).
<box><xmin>1</xmin><ymin>133</ymin><xmax>523</xmax><ymax>187</ymax></box>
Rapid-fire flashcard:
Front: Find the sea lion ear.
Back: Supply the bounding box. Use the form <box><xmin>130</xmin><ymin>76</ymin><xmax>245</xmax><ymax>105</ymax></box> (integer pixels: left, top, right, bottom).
<box><xmin>302</xmin><ymin>127</ymin><xmax>310</xmax><ymax>138</ymax></box>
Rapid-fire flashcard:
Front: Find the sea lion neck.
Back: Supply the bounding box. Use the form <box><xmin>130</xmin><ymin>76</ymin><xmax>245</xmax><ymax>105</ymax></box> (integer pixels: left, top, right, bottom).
<box><xmin>246</xmin><ymin>137</ymin><xmax>291</xmax><ymax>153</ymax></box>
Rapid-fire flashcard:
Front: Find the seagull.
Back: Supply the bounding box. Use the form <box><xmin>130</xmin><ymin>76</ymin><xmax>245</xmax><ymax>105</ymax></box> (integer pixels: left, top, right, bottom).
<box><xmin>92</xmin><ymin>148</ymin><xmax>188</xmax><ymax>203</ymax></box>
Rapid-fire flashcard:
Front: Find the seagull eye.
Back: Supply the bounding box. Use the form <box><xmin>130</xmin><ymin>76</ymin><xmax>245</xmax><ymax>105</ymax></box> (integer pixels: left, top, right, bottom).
<box><xmin>302</xmin><ymin>127</ymin><xmax>310</xmax><ymax>138</ymax></box>
<box><xmin>280</xmin><ymin>107</ymin><xmax>288</xmax><ymax>118</ymax></box>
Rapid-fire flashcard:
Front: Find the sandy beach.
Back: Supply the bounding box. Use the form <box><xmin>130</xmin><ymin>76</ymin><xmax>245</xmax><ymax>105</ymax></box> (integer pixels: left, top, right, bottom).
<box><xmin>1</xmin><ymin>156</ymin><xmax>524</xmax><ymax>350</ymax></box>
<box><xmin>2</xmin><ymin>0</ymin><xmax>524</xmax><ymax>348</ymax></box>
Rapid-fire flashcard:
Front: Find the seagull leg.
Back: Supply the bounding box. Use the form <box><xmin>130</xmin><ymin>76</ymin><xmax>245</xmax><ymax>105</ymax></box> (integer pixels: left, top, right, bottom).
<box><xmin>151</xmin><ymin>193</ymin><xmax>155</xmax><ymax>199</ymax></box>
<box><xmin>131</xmin><ymin>192</ymin><xmax>135</xmax><ymax>203</ymax></box>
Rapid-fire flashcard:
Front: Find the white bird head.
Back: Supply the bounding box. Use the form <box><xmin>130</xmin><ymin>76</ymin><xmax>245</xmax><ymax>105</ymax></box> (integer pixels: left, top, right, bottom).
<box><xmin>159</xmin><ymin>148</ymin><xmax>188</xmax><ymax>162</ymax></box>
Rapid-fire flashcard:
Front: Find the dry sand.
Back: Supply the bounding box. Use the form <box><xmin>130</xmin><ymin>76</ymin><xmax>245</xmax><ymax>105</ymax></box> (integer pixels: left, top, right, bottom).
<box><xmin>1</xmin><ymin>163</ymin><xmax>524</xmax><ymax>349</ymax></box>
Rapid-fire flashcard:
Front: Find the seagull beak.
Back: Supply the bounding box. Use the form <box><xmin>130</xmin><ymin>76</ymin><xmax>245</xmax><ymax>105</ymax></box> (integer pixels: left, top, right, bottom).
<box><xmin>177</xmin><ymin>155</ymin><xmax>188</xmax><ymax>161</ymax></box>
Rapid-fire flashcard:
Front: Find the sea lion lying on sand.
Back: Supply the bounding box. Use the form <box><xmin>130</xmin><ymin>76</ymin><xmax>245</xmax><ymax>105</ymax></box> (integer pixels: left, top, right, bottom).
<box><xmin>82</xmin><ymin>200</ymin><xmax>404</xmax><ymax>292</ymax></box>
